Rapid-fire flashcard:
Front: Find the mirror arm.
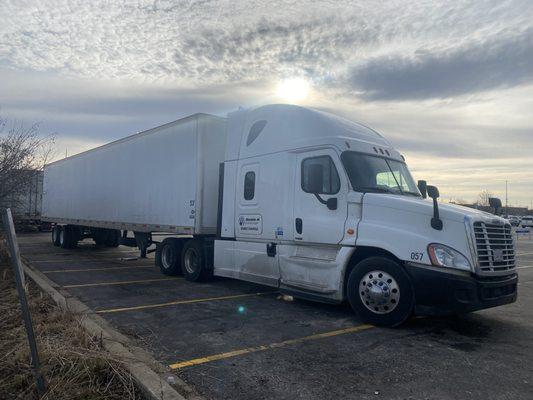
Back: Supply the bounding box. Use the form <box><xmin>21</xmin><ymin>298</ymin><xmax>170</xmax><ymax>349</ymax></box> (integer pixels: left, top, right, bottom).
<box><xmin>313</xmin><ymin>193</ymin><xmax>328</xmax><ymax>205</ymax></box>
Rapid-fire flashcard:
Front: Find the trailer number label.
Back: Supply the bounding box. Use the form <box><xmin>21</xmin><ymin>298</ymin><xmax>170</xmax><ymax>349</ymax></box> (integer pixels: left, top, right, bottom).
<box><xmin>189</xmin><ymin>200</ymin><xmax>195</xmax><ymax>219</ymax></box>
<box><xmin>410</xmin><ymin>252</ymin><xmax>424</xmax><ymax>261</ymax></box>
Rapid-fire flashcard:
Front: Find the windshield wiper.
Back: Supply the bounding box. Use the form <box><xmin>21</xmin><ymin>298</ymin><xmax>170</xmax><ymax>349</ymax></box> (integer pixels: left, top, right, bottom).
<box><xmin>403</xmin><ymin>191</ymin><xmax>422</xmax><ymax>197</ymax></box>
<box><xmin>358</xmin><ymin>186</ymin><xmax>399</xmax><ymax>194</ymax></box>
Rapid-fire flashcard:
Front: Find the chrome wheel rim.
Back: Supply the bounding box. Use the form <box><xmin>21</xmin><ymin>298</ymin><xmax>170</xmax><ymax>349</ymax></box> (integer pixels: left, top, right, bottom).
<box><xmin>161</xmin><ymin>245</ymin><xmax>174</xmax><ymax>269</ymax></box>
<box><xmin>59</xmin><ymin>229</ymin><xmax>65</xmax><ymax>245</ymax></box>
<box><xmin>184</xmin><ymin>248</ymin><xmax>198</xmax><ymax>274</ymax></box>
<box><xmin>359</xmin><ymin>270</ymin><xmax>400</xmax><ymax>314</ymax></box>
<box><xmin>52</xmin><ymin>228</ymin><xmax>58</xmax><ymax>243</ymax></box>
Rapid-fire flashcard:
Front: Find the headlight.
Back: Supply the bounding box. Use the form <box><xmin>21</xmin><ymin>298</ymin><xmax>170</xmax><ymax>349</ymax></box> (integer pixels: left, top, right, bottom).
<box><xmin>427</xmin><ymin>243</ymin><xmax>471</xmax><ymax>271</ymax></box>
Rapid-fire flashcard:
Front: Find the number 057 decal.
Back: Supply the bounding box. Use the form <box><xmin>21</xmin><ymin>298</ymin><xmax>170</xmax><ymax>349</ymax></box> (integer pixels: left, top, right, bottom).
<box><xmin>410</xmin><ymin>252</ymin><xmax>424</xmax><ymax>261</ymax></box>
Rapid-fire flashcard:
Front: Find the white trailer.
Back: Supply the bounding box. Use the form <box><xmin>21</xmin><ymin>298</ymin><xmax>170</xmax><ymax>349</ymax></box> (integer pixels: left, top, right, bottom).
<box><xmin>43</xmin><ymin>104</ymin><xmax>518</xmax><ymax>326</ymax></box>
<box><xmin>43</xmin><ymin>114</ymin><xmax>226</xmax><ymax>253</ymax></box>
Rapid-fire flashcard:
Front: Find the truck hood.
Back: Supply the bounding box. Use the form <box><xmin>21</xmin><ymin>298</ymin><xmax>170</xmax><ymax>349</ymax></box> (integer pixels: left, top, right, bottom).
<box><xmin>362</xmin><ymin>193</ymin><xmax>504</xmax><ymax>224</ymax></box>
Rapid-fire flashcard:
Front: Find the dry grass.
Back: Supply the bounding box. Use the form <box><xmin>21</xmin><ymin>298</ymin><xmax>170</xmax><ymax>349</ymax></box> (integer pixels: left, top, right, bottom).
<box><xmin>0</xmin><ymin>239</ymin><xmax>146</xmax><ymax>400</ymax></box>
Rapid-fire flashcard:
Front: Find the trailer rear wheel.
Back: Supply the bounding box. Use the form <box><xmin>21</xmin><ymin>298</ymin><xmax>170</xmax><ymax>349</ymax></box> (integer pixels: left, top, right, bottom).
<box><xmin>93</xmin><ymin>229</ymin><xmax>106</xmax><ymax>246</ymax></box>
<box><xmin>181</xmin><ymin>240</ymin><xmax>211</xmax><ymax>282</ymax></box>
<box><xmin>59</xmin><ymin>225</ymin><xmax>78</xmax><ymax>249</ymax></box>
<box><xmin>347</xmin><ymin>256</ymin><xmax>414</xmax><ymax>327</ymax></box>
<box><xmin>52</xmin><ymin>226</ymin><xmax>61</xmax><ymax>246</ymax></box>
<box><xmin>156</xmin><ymin>238</ymin><xmax>183</xmax><ymax>276</ymax></box>
<box><xmin>105</xmin><ymin>230</ymin><xmax>120</xmax><ymax>247</ymax></box>
<box><xmin>59</xmin><ymin>227</ymin><xmax>68</xmax><ymax>248</ymax></box>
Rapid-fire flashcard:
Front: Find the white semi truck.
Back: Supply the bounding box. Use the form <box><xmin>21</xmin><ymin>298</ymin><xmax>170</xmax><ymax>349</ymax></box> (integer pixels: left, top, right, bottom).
<box><xmin>42</xmin><ymin>104</ymin><xmax>518</xmax><ymax>326</ymax></box>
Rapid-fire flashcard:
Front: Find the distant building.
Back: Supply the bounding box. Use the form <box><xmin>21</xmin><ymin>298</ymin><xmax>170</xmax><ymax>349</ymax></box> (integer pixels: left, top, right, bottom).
<box><xmin>454</xmin><ymin>203</ymin><xmax>529</xmax><ymax>216</ymax></box>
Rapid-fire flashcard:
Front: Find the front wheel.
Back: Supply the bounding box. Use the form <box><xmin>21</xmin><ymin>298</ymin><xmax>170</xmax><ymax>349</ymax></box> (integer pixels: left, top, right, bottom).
<box><xmin>347</xmin><ymin>257</ymin><xmax>414</xmax><ymax>327</ymax></box>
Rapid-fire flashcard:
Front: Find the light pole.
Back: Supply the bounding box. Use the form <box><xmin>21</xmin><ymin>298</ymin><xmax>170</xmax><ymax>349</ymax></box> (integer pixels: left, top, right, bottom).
<box><xmin>505</xmin><ymin>180</ymin><xmax>508</xmax><ymax>217</ymax></box>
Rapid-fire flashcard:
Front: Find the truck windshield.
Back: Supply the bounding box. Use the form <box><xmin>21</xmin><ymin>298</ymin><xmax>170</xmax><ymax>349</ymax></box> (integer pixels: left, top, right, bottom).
<box><xmin>341</xmin><ymin>152</ymin><xmax>421</xmax><ymax>196</ymax></box>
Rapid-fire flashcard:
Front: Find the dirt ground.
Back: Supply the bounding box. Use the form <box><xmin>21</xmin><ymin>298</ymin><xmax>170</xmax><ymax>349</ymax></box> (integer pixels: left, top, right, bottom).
<box><xmin>0</xmin><ymin>240</ymin><xmax>146</xmax><ymax>400</ymax></box>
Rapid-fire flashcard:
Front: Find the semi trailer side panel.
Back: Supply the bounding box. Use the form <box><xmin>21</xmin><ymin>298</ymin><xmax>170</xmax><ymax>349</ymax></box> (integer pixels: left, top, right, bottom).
<box><xmin>42</xmin><ymin>114</ymin><xmax>227</xmax><ymax>234</ymax></box>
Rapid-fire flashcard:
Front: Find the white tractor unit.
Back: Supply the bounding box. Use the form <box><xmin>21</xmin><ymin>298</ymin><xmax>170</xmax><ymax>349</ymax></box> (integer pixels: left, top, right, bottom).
<box><xmin>42</xmin><ymin>104</ymin><xmax>518</xmax><ymax>326</ymax></box>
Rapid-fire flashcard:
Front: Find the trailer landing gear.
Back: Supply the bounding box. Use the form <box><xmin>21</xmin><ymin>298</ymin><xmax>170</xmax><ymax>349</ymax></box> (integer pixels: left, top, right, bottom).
<box><xmin>133</xmin><ymin>231</ymin><xmax>154</xmax><ymax>258</ymax></box>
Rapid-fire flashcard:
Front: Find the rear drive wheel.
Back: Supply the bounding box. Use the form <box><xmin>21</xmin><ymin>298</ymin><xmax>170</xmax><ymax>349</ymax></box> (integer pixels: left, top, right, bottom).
<box><xmin>52</xmin><ymin>226</ymin><xmax>61</xmax><ymax>246</ymax></box>
<box><xmin>181</xmin><ymin>240</ymin><xmax>211</xmax><ymax>282</ymax></box>
<box><xmin>347</xmin><ymin>257</ymin><xmax>414</xmax><ymax>327</ymax></box>
<box><xmin>156</xmin><ymin>238</ymin><xmax>183</xmax><ymax>276</ymax></box>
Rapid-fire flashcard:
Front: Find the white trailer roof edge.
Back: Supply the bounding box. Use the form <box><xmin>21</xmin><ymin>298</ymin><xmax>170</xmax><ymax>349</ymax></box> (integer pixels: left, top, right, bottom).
<box><xmin>45</xmin><ymin>112</ymin><xmax>226</xmax><ymax>167</ymax></box>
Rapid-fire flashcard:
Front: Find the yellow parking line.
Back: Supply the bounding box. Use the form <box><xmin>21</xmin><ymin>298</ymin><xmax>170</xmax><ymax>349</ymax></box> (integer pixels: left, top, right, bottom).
<box><xmin>169</xmin><ymin>324</ymin><xmax>374</xmax><ymax>370</ymax></box>
<box><xmin>517</xmin><ymin>265</ymin><xmax>533</xmax><ymax>269</ymax></box>
<box><xmin>517</xmin><ymin>252</ymin><xmax>533</xmax><ymax>256</ymax></box>
<box><xmin>96</xmin><ymin>292</ymin><xmax>274</xmax><ymax>314</ymax></box>
<box><xmin>33</xmin><ymin>259</ymin><xmax>107</xmax><ymax>263</ymax></box>
<box><xmin>64</xmin><ymin>277</ymin><xmax>181</xmax><ymax>288</ymax></box>
<box><xmin>44</xmin><ymin>265</ymin><xmax>153</xmax><ymax>273</ymax></box>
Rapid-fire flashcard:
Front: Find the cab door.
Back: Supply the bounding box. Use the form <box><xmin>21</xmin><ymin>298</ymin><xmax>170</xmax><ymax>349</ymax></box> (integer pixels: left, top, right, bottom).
<box><xmin>232</xmin><ymin>159</ymin><xmax>280</xmax><ymax>287</ymax></box>
<box><xmin>277</xmin><ymin>149</ymin><xmax>348</xmax><ymax>293</ymax></box>
<box><xmin>293</xmin><ymin>150</ymin><xmax>347</xmax><ymax>244</ymax></box>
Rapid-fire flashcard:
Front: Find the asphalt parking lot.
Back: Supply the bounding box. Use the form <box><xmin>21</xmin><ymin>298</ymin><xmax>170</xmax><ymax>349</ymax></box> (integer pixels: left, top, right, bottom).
<box><xmin>18</xmin><ymin>233</ymin><xmax>533</xmax><ymax>400</ymax></box>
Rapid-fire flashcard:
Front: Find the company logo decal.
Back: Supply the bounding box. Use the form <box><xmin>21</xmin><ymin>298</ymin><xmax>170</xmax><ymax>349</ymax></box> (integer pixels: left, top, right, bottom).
<box><xmin>237</xmin><ymin>214</ymin><xmax>262</xmax><ymax>234</ymax></box>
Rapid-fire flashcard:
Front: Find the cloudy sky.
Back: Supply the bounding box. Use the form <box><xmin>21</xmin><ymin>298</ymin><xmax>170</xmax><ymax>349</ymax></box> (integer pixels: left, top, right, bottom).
<box><xmin>1</xmin><ymin>0</ymin><xmax>532</xmax><ymax>206</ymax></box>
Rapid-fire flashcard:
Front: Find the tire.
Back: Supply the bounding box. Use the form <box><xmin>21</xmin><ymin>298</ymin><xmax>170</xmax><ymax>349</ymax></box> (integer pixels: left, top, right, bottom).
<box><xmin>93</xmin><ymin>229</ymin><xmax>106</xmax><ymax>246</ymax></box>
<box><xmin>156</xmin><ymin>238</ymin><xmax>183</xmax><ymax>276</ymax></box>
<box><xmin>58</xmin><ymin>226</ymin><xmax>68</xmax><ymax>248</ymax></box>
<box><xmin>60</xmin><ymin>225</ymin><xmax>78</xmax><ymax>249</ymax></box>
<box><xmin>347</xmin><ymin>257</ymin><xmax>414</xmax><ymax>327</ymax></box>
<box><xmin>105</xmin><ymin>230</ymin><xmax>120</xmax><ymax>247</ymax></box>
<box><xmin>52</xmin><ymin>226</ymin><xmax>61</xmax><ymax>246</ymax></box>
<box><xmin>181</xmin><ymin>239</ymin><xmax>212</xmax><ymax>282</ymax></box>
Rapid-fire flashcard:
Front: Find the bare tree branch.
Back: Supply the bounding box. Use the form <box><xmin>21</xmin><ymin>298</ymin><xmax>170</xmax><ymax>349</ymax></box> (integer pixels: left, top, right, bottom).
<box><xmin>0</xmin><ymin>116</ymin><xmax>56</xmax><ymax>206</ymax></box>
<box><xmin>477</xmin><ymin>190</ymin><xmax>494</xmax><ymax>207</ymax></box>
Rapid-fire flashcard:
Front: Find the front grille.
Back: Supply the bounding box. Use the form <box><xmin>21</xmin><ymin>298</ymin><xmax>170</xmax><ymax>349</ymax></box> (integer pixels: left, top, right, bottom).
<box><xmin>473</xmin><ymin>221</ymin><xmax>515</xmax><ymax>274</ymax></box>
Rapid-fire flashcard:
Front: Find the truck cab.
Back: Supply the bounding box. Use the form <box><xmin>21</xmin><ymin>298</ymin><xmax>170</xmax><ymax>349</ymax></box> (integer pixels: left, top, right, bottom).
<box><xmin>213</xmin><ymin>104</ymin><xmax>517</xmax><ymax>326</ymax></box>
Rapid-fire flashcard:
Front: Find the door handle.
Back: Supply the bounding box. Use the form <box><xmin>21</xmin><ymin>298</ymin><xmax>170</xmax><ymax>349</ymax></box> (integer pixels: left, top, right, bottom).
<box><xmin>295</xmin><ymin>218</ymin><xmax>303</xmax><ymax>234</ymax></box>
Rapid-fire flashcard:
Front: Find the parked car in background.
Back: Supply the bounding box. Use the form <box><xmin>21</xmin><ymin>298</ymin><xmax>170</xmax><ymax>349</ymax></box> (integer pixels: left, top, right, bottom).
<box><xmin>508</xmin><ymin>215</ymin><xmax>521</xmax><ymax>227</ymax></box>
<box><xmin>521</xmin><ymin>216</ymin><xmax>533</xmax><ymax>229</ymax></box>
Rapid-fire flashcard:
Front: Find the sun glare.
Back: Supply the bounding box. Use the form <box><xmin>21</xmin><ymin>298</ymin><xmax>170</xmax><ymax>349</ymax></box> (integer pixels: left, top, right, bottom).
<box><xmin>276</xmin><ymin>78</ymin><xmax>310</xmax><ymax>102</ymax></box>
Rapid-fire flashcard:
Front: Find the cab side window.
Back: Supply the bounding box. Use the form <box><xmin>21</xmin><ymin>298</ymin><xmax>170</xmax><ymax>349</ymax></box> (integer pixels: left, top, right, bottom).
<box><xmin>244</xmin><ymin>171</ymin><xmax>255</xmax><ymax>200</ymax></box>
<box><xmin>301</xmin><ymin>156</ymin><xmax>340</xmax><ymax>194</ymax></box>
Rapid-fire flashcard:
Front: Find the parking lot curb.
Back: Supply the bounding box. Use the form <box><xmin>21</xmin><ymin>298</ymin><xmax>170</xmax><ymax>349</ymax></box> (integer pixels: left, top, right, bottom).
<box><xmin>21</xmin><ymin>258</ymin><xmax>201</xmax><ymax>400</ymax></box>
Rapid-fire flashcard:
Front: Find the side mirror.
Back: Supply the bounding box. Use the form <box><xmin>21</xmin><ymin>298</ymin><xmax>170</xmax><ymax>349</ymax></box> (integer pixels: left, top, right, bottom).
<box><xmin>326</xmin><ymin>197</ymin><xmax>338</xmax><ymax>211</ymax></box>
<box><xmin>427</xmin><ymin>185</ymin><xmax>443</xmax><ymax>230</ymax></box>
<box><xmin>489</xmin><ymin>197</ymin><xmax>502</xmax><ymax>214</ymax></box>
<box><xmin>417</xmin><ymin>180</ymin><xmax>428</xmax><ymax>199</ymax></box>
<box><xmin>427</xmin><ymin>185</ymin><xmax>440</xmax><ymax>199</ymax></box>
<box><xmin>307</xmin><ymin>164</ymin><xmax>324</xmax><ymax>193</ymax></box>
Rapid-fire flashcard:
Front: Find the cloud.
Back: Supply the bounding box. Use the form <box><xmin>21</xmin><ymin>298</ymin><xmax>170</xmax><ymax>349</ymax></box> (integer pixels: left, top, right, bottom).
<box><xmin>2</xmin><ymin>0</ymin><xmax>531</xmax><ymax>87</ymax></box>
<box><xmin>346</xmin><ymin>28</ymin><xmax>533</xmax><ymax>100</ymax></box>
<box><xmin>1</xmin><ymin>0</ymin><xmax>532</xmax><ymax>205</ymax></box>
